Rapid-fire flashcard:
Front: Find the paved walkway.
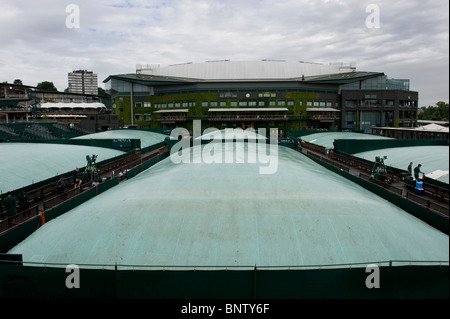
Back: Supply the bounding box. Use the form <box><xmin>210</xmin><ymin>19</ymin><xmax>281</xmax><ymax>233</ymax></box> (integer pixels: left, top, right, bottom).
<box><xmin>299</xmin><ymin>145</ymin><xmax>449</xmax><ymax>218</ymax></box>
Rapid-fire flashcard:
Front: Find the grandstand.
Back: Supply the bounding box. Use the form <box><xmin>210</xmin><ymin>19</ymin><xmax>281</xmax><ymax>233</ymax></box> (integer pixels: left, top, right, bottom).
<box><xmin>0</xmin><ymin>122</ymin><xmax>89</xmax><ymax>141</ymax></box>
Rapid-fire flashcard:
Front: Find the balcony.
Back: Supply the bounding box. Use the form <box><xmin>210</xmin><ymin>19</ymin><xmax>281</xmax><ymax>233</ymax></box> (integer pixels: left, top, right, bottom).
<box><xmin>208</xmin><ymin>115</ymin><xmax>289</xmax><ymax>122</ymax></box>
<box><xmin>155</xmin><ymin>116</ymin><xmax>187</xmax><ymax>123</ymax></box>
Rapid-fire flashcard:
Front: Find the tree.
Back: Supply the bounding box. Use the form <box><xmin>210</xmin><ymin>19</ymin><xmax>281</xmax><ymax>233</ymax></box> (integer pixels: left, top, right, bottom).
<box><xmin>98</xmin><ymin>87</ymin><xmax>110</xmax><ymax>98</ymax></box>
<box><xmin>36</xmin><ymin>81</ymin><xmax>58</xmax><ymax>92</ymax></box>
<box><xmin>13</xmin><ymin>79</ymin><xmax>23</xmax><ymax>86</ymax></box>
<box><xmin>418</xmin><ymin>101</ymin><xmax>449</xmax><ymax>122</ymax></box>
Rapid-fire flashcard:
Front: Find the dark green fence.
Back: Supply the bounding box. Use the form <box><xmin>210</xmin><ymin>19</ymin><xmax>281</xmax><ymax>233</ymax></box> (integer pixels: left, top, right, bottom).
<box><xmin>126</xmin><ymin>152</ymin><xmax>170</xmax><ymax>179</ymax></box>
<box><xmin>0</xmin><ymin>263</ymin><xmax>447</xmax><ymax>299</ymax></box>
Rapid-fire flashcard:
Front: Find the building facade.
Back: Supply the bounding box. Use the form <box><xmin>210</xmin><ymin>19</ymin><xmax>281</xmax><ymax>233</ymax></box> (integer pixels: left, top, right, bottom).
<box><xmin>103</xmin><ymin>61</ymin><xmax>418</xmax><ymax>134</ymax></box>
<box><xmin>68</xmin><ymin>70</ymin><xmax>98</xmax><ymax>95</ymax></box>
<box><xmin>0</xmin><ymin>82</ymin><xmax>37</xmax><ymax>123</ymax></box>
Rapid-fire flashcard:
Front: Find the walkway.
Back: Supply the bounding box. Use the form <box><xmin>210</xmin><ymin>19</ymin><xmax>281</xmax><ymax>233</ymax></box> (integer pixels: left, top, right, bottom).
<box><xmin>299</xmin><ymin>143</ymin><xmax>449</xmax><ymax>218</ymax></box>
<box><xmin>0</xmin><ymin>145</ymin><xmax>168</xmax><ymax>234</ymax></box>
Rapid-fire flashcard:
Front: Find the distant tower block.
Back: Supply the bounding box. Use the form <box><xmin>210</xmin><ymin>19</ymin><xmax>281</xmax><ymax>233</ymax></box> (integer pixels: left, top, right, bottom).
<box><xmin>68</xmin><ymin>70</ymin><xmax>98</xmax><ymax>95</ymax></box>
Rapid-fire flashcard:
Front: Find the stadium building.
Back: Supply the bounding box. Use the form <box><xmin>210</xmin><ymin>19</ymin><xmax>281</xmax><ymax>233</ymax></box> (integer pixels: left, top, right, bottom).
<box><xmin>0</xmin><ymin>62</ymin><xmax>446</xmax><ymax>301</ymax></box>
<box><xmin>104</xmin><ymin>60</ymin><xmax>418</xmax><ymax>133</ymax></box>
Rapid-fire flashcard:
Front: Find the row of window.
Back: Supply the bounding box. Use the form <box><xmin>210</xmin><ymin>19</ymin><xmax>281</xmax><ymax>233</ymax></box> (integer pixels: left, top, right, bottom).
<box><xmin>134</xmin><ymin>114</ymin><xmax>152</xmax><ymax>121</ymax></box>
<box><xmin>345</xmin><ymin>100</ymin><xmax>417</xmax><ymax>107</ymax></box>
<box><xmin>136</xmin><ymin>100</ymin><xmax>337</xmax><ymax>108</ymax></box>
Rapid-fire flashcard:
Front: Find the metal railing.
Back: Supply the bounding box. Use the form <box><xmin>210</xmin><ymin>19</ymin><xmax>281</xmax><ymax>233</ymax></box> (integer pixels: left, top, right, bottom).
<box><xmin>0</xmin><ymin>258</ymin><xmax>447</xmax><ymax>270</ymax></box>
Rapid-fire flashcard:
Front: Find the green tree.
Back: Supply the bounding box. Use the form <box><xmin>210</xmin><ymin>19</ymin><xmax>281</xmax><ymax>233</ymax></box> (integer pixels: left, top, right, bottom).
<box><xmin>418</xmin><ymin>101</ymin><xmax>449</xmax><ymax>121</ymax></box>
<box><xmin>36</xmin><ymin>81</ymin><xmax>58</xmax><ymax>92</ymax></box>
<box><xmin>98</xmin><ymin>87</ymin><xmax>110</xmax><ymax>98</ymax></box>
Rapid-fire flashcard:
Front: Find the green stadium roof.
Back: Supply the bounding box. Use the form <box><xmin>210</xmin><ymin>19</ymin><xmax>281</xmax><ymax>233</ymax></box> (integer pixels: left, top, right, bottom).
<box><xmin>303</xmin><ymin>72</ymin><xmax>384</xmax><ymax>84</ymax></box>
<box><xmin>104</xmin><ymin>71</ymin><xmax>383</xmax><ymax>85</ymax></box>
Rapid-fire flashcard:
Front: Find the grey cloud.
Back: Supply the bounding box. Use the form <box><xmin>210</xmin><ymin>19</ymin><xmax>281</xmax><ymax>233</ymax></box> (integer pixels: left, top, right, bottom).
<box><xmin>0</xmin><ymin>0</ymin><xmax>447</xmax><ymax>106</ymax></box>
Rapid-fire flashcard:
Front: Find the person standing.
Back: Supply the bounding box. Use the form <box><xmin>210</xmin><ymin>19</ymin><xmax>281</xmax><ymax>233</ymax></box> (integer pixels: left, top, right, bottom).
<box><xmin>407</xmin><ymin>162</ymin><xmax>413</xmax><ymax>178</ymax></box>
<box><xmin>17</xmin><ymin>189</ymin><xmax>30</xmax><ymax>213</ymax></box>
<box><xmin>2</xmin><ymin>192</ymin><xmax>17</xmax><ymax>225</ymax></box>
<box><xmin>414</xmin><ymin>164</ymin><xmax>423</xmax><ymax>181</ymax></box>
<box><xmin>72</xmin><ymin>168</ymin><xmax>82</xmax><ymax>189</ymax></box>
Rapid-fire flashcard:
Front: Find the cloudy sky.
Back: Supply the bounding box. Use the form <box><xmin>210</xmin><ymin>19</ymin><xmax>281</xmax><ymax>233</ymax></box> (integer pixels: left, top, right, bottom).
<box><xmin>1</xmin><ymin>0</ymin><xmax>448</xmax><ymax>107</ymax></box>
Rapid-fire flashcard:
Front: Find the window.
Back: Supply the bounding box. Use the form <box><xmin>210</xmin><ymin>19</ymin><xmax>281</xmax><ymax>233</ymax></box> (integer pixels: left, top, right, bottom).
<box><xmin>111</xmin><ymin>79</ymin><xmax>130</xmax><ymax>93</ymax></box>
<box><xmin>307</xmin><ymin>101</ymin><xmax>312</xmax><ymax>107</ymax></box>
<box><xmin>258</xmin><ymin>92</ymin><xmax>276</xmax><ymax>98</ymax></box>
<box><xmin>220</xmin><ymin>92</ymin><xmax>237</xmax><ymax>98</ymax></box>
<box><xmin>239</xmin><ymin>101</ymin><xmax>248</xmax><ymax>107</ymax></box>
<box><xmin>278</xmin><ymin>101</ymin><xmax>286</xmax><ymax>106</ymax></box>
<box><xmin>144</xmin><ymin>114</ymin><xmax>151</xmax><ymax>121</ymax></box>
<box><xmin>144</xmin><ymin>102</ymin><xmax>151</xmax><ymax>107</ymax></box>
<box><xmin>230</xmin><ymin>101</ymin><xmax>237</xmax><ymax>107</ymax></box>
<box><xmin>345</xmin><ymin>100</ymin><xmax>357</xmax><ymax>107</ymax></box>
<box><xmin>135</xmin><ymin>114</ymin><xmax>142</xmax><ymax>121</ymax></box>
<box><xmin>210</xmin><ymin>101</ymin><xmax>218</xmax><ymax>107</ymax></box>
<box><xmin>220</xmin><ymin>101</ymin><xmax>227</xmax><ymax>107</ymax></box>
<box><xmin>202</xmin><ymin>101</ymin><xmax>209</xmax><ymax>107</ymax></box>
<box><xmin>287</xmin><ymin>101</ymin><xmax>294</xmax><ymax>106</ymax></box>
<box><xmin>258</xmin><ymin>101</ymin><xmax>265</xmax><ymax>107</ymax></box>
<box><xmin>135</xmin><ymin>102</ymin><xmax>142</xmax><ymax>108</ymax></box>
<box><xmin>248</xmin><ymin>101</ymin><xmax>257</xmax><ymax>106</ymax></box>
<box><xmin>269</xmin><ymin>101</ymin><xmax>276</xmax><ymax>106</ymax></box>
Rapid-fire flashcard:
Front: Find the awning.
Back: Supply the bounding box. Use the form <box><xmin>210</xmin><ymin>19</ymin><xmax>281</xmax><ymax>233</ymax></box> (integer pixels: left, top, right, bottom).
<box><xmin>153</xmin><ymin>109</ymin><xmax>189</xmax><ymax>113</ymax></box>
<box><xmin>306</xmin><ymin>108</ymin><xmax>340</xmax><ymax>112</ymax></box>
<box><xmin>209</xmin><ymin>108</ymin><xmax>288</xmax><ymax>112</ymax></box>
<box><xmin>40</xmin><ymin>102</ymin><xmax>106</xmax><ymax>109</ymax></box>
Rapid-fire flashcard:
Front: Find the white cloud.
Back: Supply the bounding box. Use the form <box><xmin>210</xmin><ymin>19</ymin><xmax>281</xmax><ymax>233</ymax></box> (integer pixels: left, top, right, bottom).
<box><xmin>0</xmin><ymin>0</ymin><xmax>447</xmax><ymax>106</ymax></box>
